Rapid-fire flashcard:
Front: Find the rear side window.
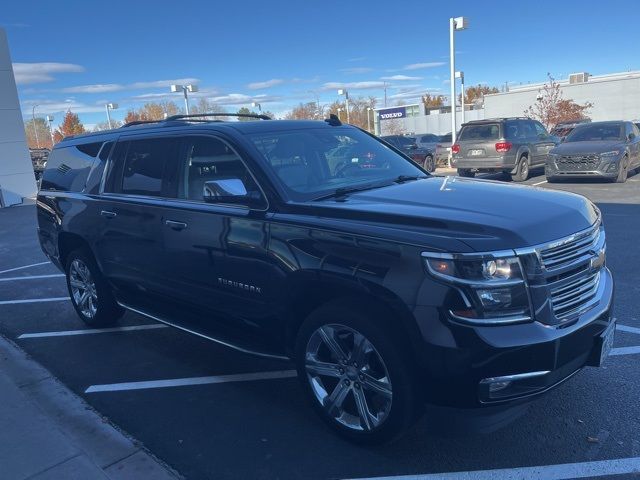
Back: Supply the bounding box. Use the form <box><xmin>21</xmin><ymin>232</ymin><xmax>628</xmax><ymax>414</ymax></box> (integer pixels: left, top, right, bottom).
<box><xmin>458</xmin><ymin>124</ymin><xmax>500</xmax><ymax>141</ymax></box>
<box><xmin>108</xmin><ymin>138</ymin><xmax>179</xmax><ymax>197</ymax></box>
<box><xmin>40</xmin><ymin>142</ymin><xmax>103</xmax><ymax>192</ymax></box>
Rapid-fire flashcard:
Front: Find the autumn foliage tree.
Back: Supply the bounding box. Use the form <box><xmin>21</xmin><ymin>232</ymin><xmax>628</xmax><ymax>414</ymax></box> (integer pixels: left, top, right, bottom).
<box><xmin>53</xmin><ymin>111</ymin><xmax>85</xmax><ymax>142</ymax></box>
<box><xmin>324</xmin><ymin>96</ymin><xmax>377</xmax><ymax>131</ymax></box>
<box><xmin>525</xmin><ymin>75</ymin><xmax>593</xmax><ymax>129</ymax></box>
<box><xmin>285</xmin><ymin>102</ymin><xmax>324</xmax><ymax>120</ymax></box>
<box><xmin>24</xmin><ymin>117</ymin><xmax>53</xmax><ymax>149</ymax></box>
<box><xmin>460</xmin><ymin>85</ymin><xmax>499</xmax><ymax>106</ymax></box>
<box><xmin>421</xmin><ymin>94</ymin><xmax>445</xmax><ymax>109</ymax></box>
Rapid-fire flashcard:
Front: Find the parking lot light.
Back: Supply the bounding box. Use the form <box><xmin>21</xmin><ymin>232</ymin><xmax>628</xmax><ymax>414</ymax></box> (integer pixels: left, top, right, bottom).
<box><xmin>367</xmin><ymin>107</ymin><xmax>373</xmax><ymax>132</ymax></box>
<box><xmin>32</xmin><ymin>105</ymin><xmax>40</xmax><ymax>148</ymax></box>
<box><xmin>170</xmin><ymin>84</ymin><xmax>198</xmax><ymax>115</ymax></box>
<box><xmin>455</xmin><ymin>71</ymin><xmax>465</xmax><ymax>125</ymax></box>
<box><xmin>338</xmin><ymin>89</ymin><xmax>350</xmax><ymax>123</ymax></box>
<box><xmin>450</xmin><ymin>16</ymin><xmax>468</xmax><ymax>166</ymax></box>
<box><xmin>337</xmin><ymin>107</ymin><xmax>343</xmax><ymax>121</ymax></box>
<box><xmin>46</xmin><ymin>115</ymin><xmax>54</xmax><ymax>146</ymax></box>
<box><xmin>251</xmin><ymin>101</ymin><xmax>262</xmax><ymax>113</ymax></box>
<box><xmin>105</xmin><ymin>103</ymin><xmax>118</xmax><ymax>129</ymax></box>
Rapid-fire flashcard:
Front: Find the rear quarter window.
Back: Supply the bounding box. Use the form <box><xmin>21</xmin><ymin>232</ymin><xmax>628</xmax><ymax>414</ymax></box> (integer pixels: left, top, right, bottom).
<box><xmin>40</xmin><ymin>142</ymin><xmax>103</xmax><ymax>192</ymax></box>
<box><xmin>458</xmin><ymin>124</ymin><xmax>500</xmax><ymax>141</ymax></box>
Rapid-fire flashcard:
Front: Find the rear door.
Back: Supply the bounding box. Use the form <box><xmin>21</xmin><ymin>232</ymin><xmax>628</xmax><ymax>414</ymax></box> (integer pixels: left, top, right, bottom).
<box><xmin>531</xmin><ymin>120</ymin><xmax>556</xmax><ymax>165</ymax></box>
<box><xmin>96</xmin><ymin>136</ymin><xmax>179</xmax><ymax>295</ymax></box>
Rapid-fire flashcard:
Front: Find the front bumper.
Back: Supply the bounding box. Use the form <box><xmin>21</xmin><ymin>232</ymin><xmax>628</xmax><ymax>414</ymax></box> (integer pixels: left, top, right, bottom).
<box><xmin>546</xmin><ymin>155</ymin><xmax>622</xmax><ymax>180</ymax></box>
<box><xmin>412</xmin><ymin>266</ymin><xmax>614</xmax><ymax>409</ymax></box>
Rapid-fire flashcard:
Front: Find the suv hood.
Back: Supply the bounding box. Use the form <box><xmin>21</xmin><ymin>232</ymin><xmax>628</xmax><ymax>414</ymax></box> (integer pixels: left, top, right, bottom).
<box><xmin>307</xmin><ymin>177</ymin><xmax>598</xmax><ymax>252</ymax></box>
<box><xmin>551</xmin><ymin>140</ymin><xmax>626</xmax><ymax>155</ymax></box>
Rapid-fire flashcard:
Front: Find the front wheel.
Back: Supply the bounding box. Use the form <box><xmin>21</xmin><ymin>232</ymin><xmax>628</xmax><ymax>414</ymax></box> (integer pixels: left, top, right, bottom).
<box><xmin>65</xmin><ymin>249</ymin><xmax>124</xmax><ymax>327</ymax></box>
<box><xmin>295</xmin><ymin>301</ymin><xmax>419</xmax><ymax>444</ymax></box>
<box><xmin>423</xmin><ymin>155</ymin><xmax>435</xmax><ymax>173</ymax></box>
<box><xmin>614</xmin><ymin>157</ymin><xmax>628</xmax><ymax>183</ymax></box>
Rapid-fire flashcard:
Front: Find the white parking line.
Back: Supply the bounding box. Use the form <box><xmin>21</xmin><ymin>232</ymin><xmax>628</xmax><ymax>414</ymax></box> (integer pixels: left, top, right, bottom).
<box><xmin>0</xmin><ymin>274</ymin><xmax>64</xmax><ymax>283</ymax></box>
<box><xmin>610</xmin><ymin>346</ymin><xmax>640</xmax><ymax>357</ymax></box>
<box><xmin>349</xmin><ymin>456</ymin><xmax>640</xmax><ymax>480</ymax></box>
<box><xmin>0</xmin><ymin>297</ymin><xmax>69</xmax><ymax>305</ymax></box>
<box><xmin>532</xmin><ymin>180</ymin><xmax>548</xmax><ymax>186</ymax></box>
<box><xmin>617</xmin><ymin>324</ymin><xmax>640</xmax><ymax>335</ymax></box>
<box><xmin>85</xmin><ymin>370</ymin><xmax>298</xmax><ymax>393</ymax></box>
<box><xmin>0</xmin><ymin>261</ymin><xmax>51</xmax><ymax>275</ymax></box>
<box><xmin>18</xmin><ymin>324</ymin><xmax>168</xmax><ymax>339</ymax></box>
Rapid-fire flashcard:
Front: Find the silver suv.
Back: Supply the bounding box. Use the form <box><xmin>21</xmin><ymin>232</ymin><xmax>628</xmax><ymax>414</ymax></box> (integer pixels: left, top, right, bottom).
<box><xmin>452</xmin><ymin>118</ymin><xmax>558</xmax><ymax>181</ymax></box>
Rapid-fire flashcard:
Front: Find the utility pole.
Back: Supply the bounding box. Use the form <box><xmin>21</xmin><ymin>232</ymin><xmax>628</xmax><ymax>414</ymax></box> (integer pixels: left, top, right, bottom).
<box><xmin>32</xmin><ymin>105</ymin><xmax>40</xmax><ymax>148</ymax></box>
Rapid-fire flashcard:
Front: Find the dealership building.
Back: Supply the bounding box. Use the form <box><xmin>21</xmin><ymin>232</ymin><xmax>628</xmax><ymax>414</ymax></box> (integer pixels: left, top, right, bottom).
<box><xmin>374</xmin><ymin>70</ymin><xmax>640</xmax><ymax>136</ymax></box>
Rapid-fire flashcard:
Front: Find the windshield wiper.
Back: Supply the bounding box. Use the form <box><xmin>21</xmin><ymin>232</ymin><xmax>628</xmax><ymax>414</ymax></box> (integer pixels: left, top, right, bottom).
<box><xmin>312</xmin><ymin>182</ymin><xmax>389</xmax><ymax>201</ymax></box>
<box><xmin>394</xmin><ymin>174</ymin><xmax>428</xmax><ymax>183</ymax></box>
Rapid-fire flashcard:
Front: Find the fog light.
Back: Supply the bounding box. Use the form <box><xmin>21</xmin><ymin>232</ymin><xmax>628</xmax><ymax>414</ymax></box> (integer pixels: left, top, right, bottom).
<box><xmin>607</xmin><ymin>162</ymin><xmax>619</xmax><ymax>173</ymax></box>
<box><xmin>488</xmin><ymin>381</ymin><xmax>511</xmax><ymax>393</ymax></box>
<box><xmin>477</xmin><ymin>288</ymin><xmax>512</xmax><ymax>307</ymax></box>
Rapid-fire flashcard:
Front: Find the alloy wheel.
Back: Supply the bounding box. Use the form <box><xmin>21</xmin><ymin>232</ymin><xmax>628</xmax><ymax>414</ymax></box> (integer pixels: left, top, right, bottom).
<box><xmin>69</xmin><ymin>259</ymin><xmax>98</xmax><ymax>319</ymax></box>
<box><xmin>304</xmin><ymin>324</ymin><xmax>393</xmax><ymax>431</ymax></box>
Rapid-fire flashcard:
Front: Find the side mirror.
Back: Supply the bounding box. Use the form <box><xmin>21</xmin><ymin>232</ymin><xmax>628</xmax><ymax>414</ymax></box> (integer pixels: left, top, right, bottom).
<box><xmin>628</xmin><ymin>133</ymin><xmax>636</xmax><ymax>141</ymax></box>
<box><xmin>203</xmin><ymin>178</ymin><xmax>260</xmax><ymax>206</ymax></box>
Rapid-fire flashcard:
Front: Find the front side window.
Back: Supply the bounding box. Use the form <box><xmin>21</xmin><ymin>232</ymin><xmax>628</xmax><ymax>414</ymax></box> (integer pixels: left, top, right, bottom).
<box><xmin>533</xmin><ymin>121</ymin><xmax>548</xmax><ymax>136</ymax></box>
<box><xmin>250</xmin><ymin>127</ymin><xmax>423</xmax><ymax>201</ymax></box>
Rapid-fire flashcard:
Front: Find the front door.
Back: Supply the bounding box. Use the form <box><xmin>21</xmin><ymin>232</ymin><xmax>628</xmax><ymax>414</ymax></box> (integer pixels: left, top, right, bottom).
<box><xmin>531</xmin><ymin>120</ymin><xmax>557</xmax><ymax>166</ymax></box>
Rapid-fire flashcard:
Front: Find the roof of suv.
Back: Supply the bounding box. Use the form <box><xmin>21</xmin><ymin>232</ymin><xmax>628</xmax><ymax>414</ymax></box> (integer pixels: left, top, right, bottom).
<box><xmin>461</xmin><ymin>117</ymin><xmax>531</xmax><ymax>126</ymax></box>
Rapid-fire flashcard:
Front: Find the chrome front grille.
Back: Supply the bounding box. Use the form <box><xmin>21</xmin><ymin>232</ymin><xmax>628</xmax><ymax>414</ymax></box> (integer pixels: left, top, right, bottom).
<box><xmin>550</xmin><ymin>270</ymin><xmax>601</xmax><ymax>320</ymax></box>
<box><xmin>539</xmin><ymin>224</ymin><xmax>601</xmax><ymax>272</ymax></box>
<box><xmin>556</xmin><ymin>155</ymin><xmax>599</xmax><ymax>172</ymax></box>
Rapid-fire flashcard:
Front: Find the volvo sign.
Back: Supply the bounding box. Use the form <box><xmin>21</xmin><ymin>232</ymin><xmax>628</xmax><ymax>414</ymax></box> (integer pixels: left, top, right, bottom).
<box><xmin>378</xmin><ymin>107</ymin><xmax>406</xmax><ymax>120</ymax></box>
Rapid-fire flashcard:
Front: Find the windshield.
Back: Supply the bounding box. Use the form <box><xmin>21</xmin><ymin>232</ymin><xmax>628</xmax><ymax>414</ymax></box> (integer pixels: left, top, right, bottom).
<box><xmin>249</xmin><ymin>127</ymin><xmax>424</xmax><ymax>201</ymax></box>
<box><xmin>565</xmin><ymin>123</ymin><xmax>624</xmax><ymax>142</ymax></box>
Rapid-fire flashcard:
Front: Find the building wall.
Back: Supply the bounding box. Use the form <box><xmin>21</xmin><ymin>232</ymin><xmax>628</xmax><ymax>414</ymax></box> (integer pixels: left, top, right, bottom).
<box><xmin>484</xmin><ymin>74</ymin><xmax>640</xmax><ymax>122</ymax></box>
<box><xmin>0</xmin><ymin>28</ymin><xmax>37</xmax><ymax>207</ymax></box>
<box><xmin>376</xmin><ymin>108</ymin><xmax>485</xmax><ymax>136</ymax></box>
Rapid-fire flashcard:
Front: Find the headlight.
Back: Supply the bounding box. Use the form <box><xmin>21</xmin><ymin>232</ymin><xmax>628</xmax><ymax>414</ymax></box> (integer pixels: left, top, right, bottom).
<box><xmin>599</xmin><ymin>150</ymin><xmax>621</xmax><ymax>157</ymax></box>
<box><xmin>422</xmin><ymin>251</ymin><xmax>531</xmax><ymax>325</ymax></box>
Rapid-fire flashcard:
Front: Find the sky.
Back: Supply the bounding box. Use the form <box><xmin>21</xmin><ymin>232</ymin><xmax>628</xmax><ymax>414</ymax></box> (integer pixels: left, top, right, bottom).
<box><xmin>2</xmin><ymin>0</ymin><xmax>639</xmax><ymax>130</ymax></box>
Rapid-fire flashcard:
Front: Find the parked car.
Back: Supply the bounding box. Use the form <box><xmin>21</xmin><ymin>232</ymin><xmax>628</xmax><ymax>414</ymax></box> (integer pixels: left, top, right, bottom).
<box><xmin>37</xmin><ymin>113</ymin><xmax>614</xmax><ymax>444</ymax></box>
<box><xmin>549</xmin><ymin>119</ymin><xmax>591</xmax><ymax>140</ymax></box>
<box><xmin>29</xmin><ymin>148</ymin><xmax>50</xmax><ymax>180</ymax></box>
<box><xmin>415</xmin><ymin>133</ymin><xmax>441</xmax><ymax>152</ymax></box>
<box><xmin>435</xmin><ymin>133</ymin><xmax>452</xmax><ymax>166</ymax></box>
<box><xmin>546</xmin><ymin>120</ymin><xmax>640</xmax><ymax>183</ymax></box>
<box><xmin>380</xmin><ymin>134</ymin><xmax>435</xmax><ymax>172</ymax></box>
<box><xmin>451</xmin><ymin>118</ymin><xmax>559</xmax><ymax>181</ymax></box>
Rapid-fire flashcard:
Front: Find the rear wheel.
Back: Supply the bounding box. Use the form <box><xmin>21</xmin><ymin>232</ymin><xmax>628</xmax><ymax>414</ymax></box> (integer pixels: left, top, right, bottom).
<box><xmin>295</xmin><ymin>301</ymin><xmax>419</xmax><ymax>444</ymax></box>
<box><xmin>65</xmin><ymin>249</ymin><xmax>124</xmax><ymax>327</ymax></box>
<box><xmin>457</xmin><ymin>168</ymin><xmax>475</xmax><ymax>178</ymax></box>
<box><xmin>423</xmin><ymin>155</ymin><xmax>435</xmax><ymax>173</ymax></box>
<box><xmin>511</xmin><ymin>155</ymin><xmax>530</xmax><ymax>182</ymax></box>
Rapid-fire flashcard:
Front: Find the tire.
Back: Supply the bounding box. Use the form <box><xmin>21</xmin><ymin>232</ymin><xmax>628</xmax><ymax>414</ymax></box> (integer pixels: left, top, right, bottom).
<box><xmin>65</xmin><ymin>248</ymin><xmax>124</xmax><ymax>327</ymax></box>
<box><xmin>423</xmin><ymin>155</ymin><xmax>435</xmax><ymax>173</ymax></box>
<box><xmin>457</xmin><ymin>168</ymin><xmax>475</xmax><ymax>178</ymax></box>
<box><xmin>614</xmin><ymin>157</ymin><xmax>628</xmax><ymax>183</ymax></box>
<box><xmin>511</xmin><ymin>155</ymin><xmax>530</xmax><ymax>182</ymax></box>
<box><xmin>295</xmin><ymin>299</ymin><xmax>420</xmax><ymax>444</ymax></box>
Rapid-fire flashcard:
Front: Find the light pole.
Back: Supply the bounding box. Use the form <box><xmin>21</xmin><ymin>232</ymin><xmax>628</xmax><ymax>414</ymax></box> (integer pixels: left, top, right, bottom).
<box><xmin>170</xmin><ymin>84</ymin><xmax>198</xmax><ymax>115</ymax></box>
<box><xmin>337</xmin><ymin>107</ymin><xmax>343</xmax><ymax>121</ymax></box>
<box><xmin>105</xmin><ymin>103</ymin><xmax>118</xmax><ymax>129</ymax></box>
<box><xmin>449</xmin><ymin>16</ymin><xmax>468</xmax><ymax>155</ymax></box>
<box><xmin>46</xmin><ymin>115</ymin><xmax>54</xmax><ymax>147</ymax></box>
<box><xmin>366</xmin><ymin>107</ymin><xmax>372</xmax><ymax>132</ymax></box>
<box><xmin>455</xmin><ymin>71</ymin><xmax>465</xmax><ymax>125</ymax></box>
<box><xmin>32</xmin><ymin>105</ymin><xmax>40</xmax><ymax>148</ymax></box>
<box><xmin>251</xmin><ymin>101</ymin><xmax>262</xmax><ymax>113</ymax></box>
<box><xmin>337</xmin><ymin>89</ymin><xmax>350</xmax><ymax>123</ymax></box>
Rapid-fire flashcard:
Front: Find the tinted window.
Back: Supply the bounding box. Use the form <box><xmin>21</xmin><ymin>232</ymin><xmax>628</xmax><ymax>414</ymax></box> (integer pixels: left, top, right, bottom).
<box><xmin>438</xmin><ymin>134</ymin><xmax>452</xmax><ymax>143</ymax></box>
<box><xmin>458</xmin><ymin>124</ymin><xmax>500</xmax><ymax>141</ymax></box>
<box><xmin>395</xmin><ymin>137</ymin><xmax>416</xmax><ymax>148</ymax></box>
<box><xmin>250</xmin><ymin>127</ymin><xmax>422</xmax><ymax>201</ymax></box>
<box><xmin>40</xmin><ymin>141</ymin><xmax>102</xmax><ymax>192</ymax></box>
<box><xmin>111</xmin><ymin>138</ymin><xmax>178</xmax><ymax>196</ymax></box>
<box><xmin>175</xmin><ymin>136</ymin><xmax>261</xmax><ymax>203</ymax></box>
<box><xmin>421</xmin><ymin>134</ymin><xmax>438</xmax><ymax>143</ymax></box>
<box><xmin>533</xmin><ymin>121</ymin><xmax>548</xmax><ymax>136</ymax></box>
<box><xmin>565</xmin><ymin>123</ymin><xmax>624</xmax><ymax>142</ymax></box>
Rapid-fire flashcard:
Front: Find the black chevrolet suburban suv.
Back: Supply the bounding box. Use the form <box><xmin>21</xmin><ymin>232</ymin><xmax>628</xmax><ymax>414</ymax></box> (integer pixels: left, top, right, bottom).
<box><xmin>37</xmin><ymin>113</ymin><xmax>614</xmax><ymax>443</ymax></box>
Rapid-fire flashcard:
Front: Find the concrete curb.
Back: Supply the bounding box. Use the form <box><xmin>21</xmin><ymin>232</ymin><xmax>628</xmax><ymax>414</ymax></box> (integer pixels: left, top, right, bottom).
<box><xmin>0</xmin><ymin>334</ymin><xmax>182</xmax><ymax>480</ymax></box>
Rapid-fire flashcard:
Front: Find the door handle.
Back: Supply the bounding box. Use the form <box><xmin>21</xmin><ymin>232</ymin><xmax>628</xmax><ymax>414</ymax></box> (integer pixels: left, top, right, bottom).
<box><xmin>100</xmin><ymin>210</ymin><xmax>117</xmax><ymax>219</ymax></box>
<box><xmin>165</xmin><ymin>220</ymin><xmax>188</xmax><ymax>231</ymax></box>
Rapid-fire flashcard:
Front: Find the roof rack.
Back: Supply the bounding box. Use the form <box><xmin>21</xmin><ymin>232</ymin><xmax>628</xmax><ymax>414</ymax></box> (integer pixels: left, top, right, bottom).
<box><xmin>121</xmin><ymin>119</ymin><xmax>165</xmax><ymax>128</ymax></box>
<box><xmin>165</xmin><ymin>112</ymin><xmax>271</xmax><ymax>121</ymax></box>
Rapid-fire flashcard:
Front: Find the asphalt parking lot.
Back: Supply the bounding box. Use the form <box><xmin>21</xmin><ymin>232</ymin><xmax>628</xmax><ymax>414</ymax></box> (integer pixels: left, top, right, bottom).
<box><xmin>1</xmin><ymin>169</ymin><xmax>639</xmax><ymax>480</ymax></box>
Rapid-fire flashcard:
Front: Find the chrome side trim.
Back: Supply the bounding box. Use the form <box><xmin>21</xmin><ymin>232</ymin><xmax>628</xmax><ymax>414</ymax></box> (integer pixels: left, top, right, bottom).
<box><xmin>448</xmin><ymin>310</ymin><xmax>532</xmax><ymax>326</ymax></box>
<box><xmin>117</xmin><ymin>301</ymin><xmax>290</xmax><ymax>361</ymax></box>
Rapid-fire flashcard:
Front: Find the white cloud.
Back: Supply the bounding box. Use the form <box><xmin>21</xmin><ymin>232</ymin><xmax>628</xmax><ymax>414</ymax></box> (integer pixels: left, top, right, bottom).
<box><xmin>341</xmin><ymin>67</ymin><xmax>373</xmax><ymax>74</ymax></box>
<box><xmin>320</xmin><ymin>81</ymin><xmax>386</xmax><ymax>91</ymax></box>
<box><xmin>347</xmin><ymin>56</ymin><xmax>366</xmax><ymax>62</ymax></box>
<box><xmin>129</xmin><ymin>78</ymin><xmax>200</xmax><ymax>89</ymax></box>
<box><xmin>13</xmin><ymin>62</ymin><xmax>85</xmax><ymax>85</ymax></box>
<box><xmin>60</xmin><ymin>78</ymin><xmax>201</xmax><ymax>94</ymax></box>
<box><xmin>380</xmin><ymin>75</ymin><xmax>423</xmax><ymax>81</ymax></box>
<box><xmin>247</xmin><ymin>79</ymin><xmax>284</xmax><ymax>90</ymax></box>
<box><xmin>403</xmin><ymin>62</ymin><xmax>446</xmax><ymax>71</ymax></box>
<box><xmin>62</xmin><ymin>84</ymin><xmax>124</xmax><ymax>93</ymax></box>
<box><xmin>20</xmin><ymin>99</ymin><xmax>105</xmax><ymax>115</ymax></box>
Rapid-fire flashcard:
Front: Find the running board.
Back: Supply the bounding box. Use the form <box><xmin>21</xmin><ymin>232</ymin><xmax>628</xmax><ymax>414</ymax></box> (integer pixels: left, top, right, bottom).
<box><xmin>117</xmin><ymin>301</ymin><xmax>290</xmax><ymax>361</ymax></box>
